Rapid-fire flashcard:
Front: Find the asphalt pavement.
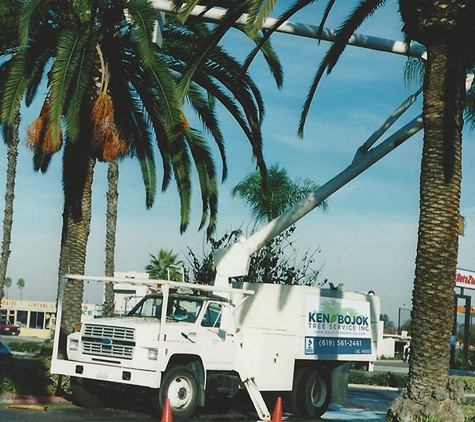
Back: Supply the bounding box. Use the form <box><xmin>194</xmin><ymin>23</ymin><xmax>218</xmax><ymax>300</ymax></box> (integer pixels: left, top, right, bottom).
<box><xmin>1</xmin><ymin>339</ymin><xmax>472</xmax><ymax>422</ymax></box>
<box><xmin>0</xmin><ymin>386</ymin><xmax>397</xmax><ymax>422</ymax></box>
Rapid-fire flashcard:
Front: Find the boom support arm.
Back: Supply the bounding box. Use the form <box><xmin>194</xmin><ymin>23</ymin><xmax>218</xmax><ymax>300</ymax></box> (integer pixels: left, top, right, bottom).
<box><xmin>149</xmin><ymin>0</ymin><xmax>425</xmax><ymax>58</ymax></box>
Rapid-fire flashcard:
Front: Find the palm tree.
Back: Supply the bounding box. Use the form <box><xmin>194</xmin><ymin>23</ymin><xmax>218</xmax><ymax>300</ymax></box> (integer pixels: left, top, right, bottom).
<box><xmin>0</xmin><ymin>111</ymin><xmax>19</xmax><ymax>305</ymax></box>
<box><xmin>3</xmin><ymin>276</ymin><xmax>11</xmax><ymax>299</ymax></box>
<box><xmin>103</xmin><ymin>159</ymin><xmax>119</xmax><ymax>317</ymax></box>
<box><xmin>232</xmin><ymin>164</ymin><xmax>326</xmax><ymax>285</ymax></box>
<box><xmin>238</xmin><ymin>1</ymin><xmax>474</xmax><ymax>419</ymax></box>
<box><xmin>0</xmin><ymin>1</ymin><xmax>277</xmax><ymax>337</ymax></box>
<box><xmin>100</xmin><ymin>8</ymin><xmax>281</xmax><ymax>314</ymax></box>
<box><xmin>16</xmin><ymin>278</ymin><xmax>25</xmax><ymax>300</ymax></box>
<box><xmin>0</xmin><ymin>0</ymin><xmax>22</xmax><ymax>306</ymax></box>
<box><xmin>146</xmin><ymin>249</ymin><xmax>184</xmax><ymax>280</ymax></box>
<box><xmin>231</xmin><ymin>163</ymin><xmax>326</xmax><ymax>224</ymax></box>
<box><xmin>0</xmin><ymin>0</ymin><xmax>187</xmax><ymax>338</ymax></box>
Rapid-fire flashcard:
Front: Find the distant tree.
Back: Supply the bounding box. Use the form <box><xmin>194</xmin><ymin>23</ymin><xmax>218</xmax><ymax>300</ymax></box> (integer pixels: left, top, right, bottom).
<box><xmin>230</xmin><ymin>165</ymin><xmax>327</xmax><ymax>285</ymax></box>
<box><xmin>231</xmin><ymin>164</ymin><xmax>326</xmax><ymax>225</ymax></box>
<box><xmin>3</xmin><ymin>276</ymin><xmax>11</xmax><ymax>299</ymax></box>
<box><xmin>146</xmin><ymin>249</ymin><xmax>184</xmax><ymax>281</ymax></box>
<box><xmin>400</xmin><ymin>319</ymin><xmax>412</xmax><ymax>333</ymax></box>
<box><xmin>380</xmin><ymin>314</ymin><xmax>396</xmax><ymax>332</ymax></box>
<box><xmin>16</xmin><ymin>278</ymin><xmax>24</xmax><ymax>300</ymax></box>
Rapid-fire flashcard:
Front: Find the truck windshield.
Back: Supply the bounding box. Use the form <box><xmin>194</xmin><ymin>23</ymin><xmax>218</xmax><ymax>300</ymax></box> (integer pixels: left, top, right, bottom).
<box><xmin>127</xmin><ymin>295</ymin><xmax>204</xmax><ymax>323</ymax></box>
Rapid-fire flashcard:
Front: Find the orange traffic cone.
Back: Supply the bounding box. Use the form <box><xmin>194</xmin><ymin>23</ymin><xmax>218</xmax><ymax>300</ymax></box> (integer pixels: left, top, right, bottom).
<box><xmin>270</xmin><ymin>396</ymin><xmax>283</xmax><ymax>422</ymax></box>
<box><xmin>161</xmin><ymin>397</ymin><xmax>173</xmax><ymax>422</ymax></box>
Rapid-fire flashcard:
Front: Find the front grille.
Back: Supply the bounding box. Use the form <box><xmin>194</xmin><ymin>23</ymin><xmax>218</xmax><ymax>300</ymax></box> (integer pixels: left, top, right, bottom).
<box><xmin>82</xmin><ymin>342</ymin><xmax>134</xmax><ymax>359</ymax></box>
<box><xmin>84</xmin><ymin>324</ymin><xmax>135</xmax><ymax>341</ymax></box>
<box><xmin>82</xmin><ymin>324</ymin><xmax>135</xmax><ymax>360</ymax></box>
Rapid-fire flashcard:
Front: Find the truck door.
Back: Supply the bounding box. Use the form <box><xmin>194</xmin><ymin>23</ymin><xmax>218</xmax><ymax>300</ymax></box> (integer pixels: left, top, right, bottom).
<box><xmin>195</xmin><ymin>302</ymin><xmax>236</xmax><ymax>369</ymax></box>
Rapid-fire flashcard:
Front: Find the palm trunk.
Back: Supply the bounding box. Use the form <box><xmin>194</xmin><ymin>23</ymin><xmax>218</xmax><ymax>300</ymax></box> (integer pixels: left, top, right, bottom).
<box><xmin>58</xmin><ymin>154</ymin><xmax>95</xmax><ymax>337</ymax></box>
<box><xmin>104</xmin><ymin>158</ymin><xmax>119</xmax><ymax>317</ymax></box>
<box><xmin>388</xmin><ymin>42</ymin><xmax>465</xmax><ymax>422</ymax></box>
<box><xmin>0</xmin><ymin>111</ymin><xmax>20</xmax><ymax>305</ymax></box>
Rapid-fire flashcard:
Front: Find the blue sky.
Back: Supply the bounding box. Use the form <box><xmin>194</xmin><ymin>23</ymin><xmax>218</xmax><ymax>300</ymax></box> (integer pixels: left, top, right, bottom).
<box><xmin>1</xmin><ymin>1</ymin><xmax>475</xmax><ymax>324</ymax></box>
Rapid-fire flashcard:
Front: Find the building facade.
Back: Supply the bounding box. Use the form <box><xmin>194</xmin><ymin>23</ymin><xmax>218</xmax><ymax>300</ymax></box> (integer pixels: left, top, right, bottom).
<box><xmin>1</xmin><ymin>299</ymin><xmax>56</xmax><ymax>338</ymax></box>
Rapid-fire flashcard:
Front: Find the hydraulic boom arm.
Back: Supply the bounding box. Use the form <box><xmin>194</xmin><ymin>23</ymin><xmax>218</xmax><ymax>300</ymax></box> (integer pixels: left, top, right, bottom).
<box><xmin>213</xmin><ymin>115</ymin><xmax>423</xmax><ymax>288</ymax></box>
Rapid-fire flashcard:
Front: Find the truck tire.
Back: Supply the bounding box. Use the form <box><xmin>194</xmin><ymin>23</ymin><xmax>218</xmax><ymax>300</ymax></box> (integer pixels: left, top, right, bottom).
<box><xmin>154</xmin><ymin>365</ymin><xmax>200</xmax><ymax>421</ymax></box>
<box><xmin>289</xmin><ymin>368</ymin><xmax>331</xmax><ymax>418</ymax></box>
<box><xmin>70</xmin><ymin>377</ymin><xmax>105</xmax><ymax>409</ymax></box>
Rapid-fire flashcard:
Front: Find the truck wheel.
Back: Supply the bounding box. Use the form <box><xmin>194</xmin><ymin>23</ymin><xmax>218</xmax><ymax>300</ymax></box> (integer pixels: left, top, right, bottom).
<box><xmin>289</xmin><ymin>368</ymin><xmax>331</xmax><ymax>418</ymax></box>
<box><xmin>300</xmin><ymin>369</ymin><xmax>331</xmax><ymax>418</ymax></box>
<box><xmin>70</xmin><ymin>377</ymin><xmax>105</xmax><ymax>409</ymax></box>
<box><xmin>155</xmin><ymin>365</ymin><xmax>199</xmax><ymax>421</ymax></box>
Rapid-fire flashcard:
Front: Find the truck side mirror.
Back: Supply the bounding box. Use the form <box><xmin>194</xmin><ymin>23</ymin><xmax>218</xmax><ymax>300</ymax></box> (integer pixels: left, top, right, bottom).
<box><xmin>220</xmin><ymin>307</ymin><xmax>236</xmax><ymax>337</ymax></box>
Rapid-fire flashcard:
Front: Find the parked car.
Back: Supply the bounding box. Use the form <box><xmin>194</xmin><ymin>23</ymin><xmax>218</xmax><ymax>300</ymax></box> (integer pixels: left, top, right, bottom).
<box><xmin>0</xmin><ymin>340</ymin><xmax>12</xmax><ymax>360</ymax></box>
<box><xmin>0</xmin><ymin>320</ymin><xmax>20</xmax><ymax>335</ymax></box>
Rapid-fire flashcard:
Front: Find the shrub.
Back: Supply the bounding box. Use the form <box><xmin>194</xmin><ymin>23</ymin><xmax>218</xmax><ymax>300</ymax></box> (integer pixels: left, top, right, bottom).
<box><xmin>7</xmin><ymin>341</ymin><xmax>41</xmax><ymax>354</ymax></box>
<box><xmin>349</xmin><ymin>371</ymin><xmax>369</xmax><ymax>385</ymax></box>
<box><xmin>0</xmin><ymin>358</ymin><xmax>54</xmax><ymax>396</ymax></box>
<box><xmin>40</xmin><ymin>341</ymin><xmax>54</xmax><ymax>356</ymax></box>
<box><xmin>463</xmin><ymin>401</ymin><xmax>475</xmax><ymax>421</ymax></box>
<box><xmin>350</xmin><ymin>370</ymin><xmax>407</xmax><ymax>388</ymax></box>
<box><xmin>453</xmin><ymin>375</ymin><xmax>475</xmax><ymax>394</ymax></box>
<box><xmin>369</xmin><ymin>372</ymin><xmax>407</xmax><ymax>388</ymax></box>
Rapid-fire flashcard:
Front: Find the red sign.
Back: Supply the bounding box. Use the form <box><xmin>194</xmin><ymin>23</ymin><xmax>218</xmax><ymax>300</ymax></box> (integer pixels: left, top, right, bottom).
<box><xmin>456</xmin><ymin>268</ymin><xmax>475</xmax><ymax>290</ymax></box>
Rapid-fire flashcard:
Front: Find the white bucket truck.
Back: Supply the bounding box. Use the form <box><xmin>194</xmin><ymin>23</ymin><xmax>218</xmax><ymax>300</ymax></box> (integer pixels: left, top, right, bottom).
<box><xmin>52</xmin><ymin>275</ymin><xmax>379</xmax><ymax>421</ymax></box>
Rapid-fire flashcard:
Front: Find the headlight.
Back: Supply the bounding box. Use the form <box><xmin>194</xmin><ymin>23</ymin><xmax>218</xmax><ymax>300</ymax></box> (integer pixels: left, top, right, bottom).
<box><xmin>69</xmin><ymin>339</ymin><xmax>79</xmax><ymax>351</ymax></box>
<box><xmin>148</xmin><ymin>349</ymin><xmax>158</xmax><ymax>360</ymax></box>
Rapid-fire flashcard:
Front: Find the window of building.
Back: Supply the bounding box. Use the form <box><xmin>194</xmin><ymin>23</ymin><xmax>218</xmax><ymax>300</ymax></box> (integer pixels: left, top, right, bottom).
<box><xmin>17</xmin><ymin>310</ymin><xmax>27</xmax><ymax>327</ymax></box>
<box><xmin>30</xmin><ymin>311</ymin><xmax>45</xmax><ymax>329</ymax></box>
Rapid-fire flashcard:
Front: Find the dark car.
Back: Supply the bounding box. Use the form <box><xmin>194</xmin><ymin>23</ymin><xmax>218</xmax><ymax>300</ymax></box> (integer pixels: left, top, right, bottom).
<box><xmin>0</xmin><ymin>340</ymin><xmax>12</xmax><ymax>360</ymax></box>
<box><xmin>0</xmin><ymin>320</ymin><xmax>20</xmax><ymax>336</ymax></box>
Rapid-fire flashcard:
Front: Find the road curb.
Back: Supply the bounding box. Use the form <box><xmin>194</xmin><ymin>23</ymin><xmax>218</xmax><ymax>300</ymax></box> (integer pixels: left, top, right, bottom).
<box><xmin>349</xmin><ymin>383</ymin><xmax>400</xmax><ymax>392</ymax></box>
<box><xmin>0</xmin><ymin>395</ymin><xmax>68</xmax><ymax>404</ymax></box>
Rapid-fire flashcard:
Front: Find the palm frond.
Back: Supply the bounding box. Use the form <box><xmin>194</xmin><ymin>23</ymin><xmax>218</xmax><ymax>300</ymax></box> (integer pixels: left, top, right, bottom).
<box><xmin>173</xmin><ymin>0</ymin><xmax>201</xmax><ymax>24</ymax></box>
<box><xmin>186</xmin><ymin>83</ymin><xmax>227</xmax><ymax>181</ymax></box>
<box><xmin>106</xmin><ymin>49</ymin><xmax>159</xmax><ymax>208</ymax></box>
<box><xmin>139</xmin><ymin>156</ymin><xmax>157</xmax><ymax>209</ymax></box>
<box><xmin>243</xmin><ymin>0</ymin><xmax>314</xmax><ymax>73</ymax></box>
<box><xmin>299</xmin><ymin>0</ymin><xmax>387</xmax><ymax>137</ymax></box>
<box><xmin>184</xmin><ymin>127</ymin><xmax>219</xmax><ymax>235</ymax></box>
<box><xmin>65</xmin><ymin>29</ymin><xmax>97</xmax><ymax>142</ymax></box>
<box><xmin>177</xmin><ymin>3</ymin><xmax>250</xmax><ymax>100</ymax></box>
<box><xmin>49</xmin><ymin>28</ymin><xmax>85</xmax><ymax>149</ymax></box>
<box><xmin>246</xmin><ymin>0</ymin><xmax>278</xmax><ymax>39</ymax></box>
<box><xmin>125</xmin><ymin>0</ymin><xmax>162</xmax><ymax>67</ymax></box>
<box><xmin>33</xmin><ymin>149</ymin><xmax>52</xmax><ymax>173</ymax></box>
<box><xmin>316</xmin><ymin>0</ymin><xmax>337</xmax><ymax>40</ymax></box>
<box><xmin>404</xmin><ymin>57</ymin><xmax>424</xmax><ymax>88</ymax></box>
<box><xmin>1</xmin><ymin>50</ymin><xmax>30</xmax><ymax>143</ymax></box>
<box><xmin>246</xmin><ymin>35</ymin><xmax>283</xmax><ymax>89</ymax></box>
<box><xmin>167</xmin><ymin>132</ymin><xmax>192</xmax><ymax>233</ymax></box>
<box><xmin>19</xmin><ymin>0</ymin><xmax>42</xmax><ymax>45</ymax></box>
<box><xmin>24</xmin><ymin>43</ymin><xmax>53</xmax><ymax>106</ymax></box>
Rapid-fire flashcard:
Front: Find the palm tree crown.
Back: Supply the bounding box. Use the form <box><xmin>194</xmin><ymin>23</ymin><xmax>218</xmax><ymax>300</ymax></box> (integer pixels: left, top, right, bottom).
<box><xmin>231</xmin><ymin>164</ymin><xmax>326</xmax><ymax>223</ymax></box>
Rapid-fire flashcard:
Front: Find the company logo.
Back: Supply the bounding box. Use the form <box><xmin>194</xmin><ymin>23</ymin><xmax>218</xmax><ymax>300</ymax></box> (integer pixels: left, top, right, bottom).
<box><xmin>305</xmin><ymin>338</ymin><xmax>315</xmax><ymax>354</ymax></box>
<box><xmin>102</xmin><ymin>338</ymin><xmax>113</xmax><ymax>345</ymax></box>
<box><xmin>306</xmin><ymin>298</ymin><xmax>370</xmax><ymax>334</ymax></box>
<box><xmin>308</xmin><ymin>312</ymin><xmax>368</xmax><ymax>326</ymax></box>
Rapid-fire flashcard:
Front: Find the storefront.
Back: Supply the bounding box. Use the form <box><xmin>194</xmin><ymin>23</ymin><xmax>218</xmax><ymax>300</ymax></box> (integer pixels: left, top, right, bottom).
<box><xmin>0</xmin><ymin>299</ymin><xmax>56</xmax><ymax>339</ymax></box>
